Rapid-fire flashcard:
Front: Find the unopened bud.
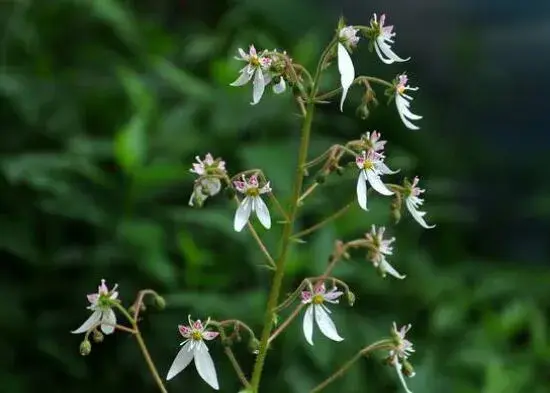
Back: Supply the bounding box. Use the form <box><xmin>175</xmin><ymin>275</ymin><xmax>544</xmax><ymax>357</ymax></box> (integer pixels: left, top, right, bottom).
<box><xmin>154</xmin><ymin>295</ymin><xmax>166</xmax><ymax>310</ymax></box>
<box><xmin>356</xmin><ymin>104</ymin><xmax>370</xmax><ymax>120</ymax></box>
<box><xmin>346</xmin><ymin>291</ymin><xmax>356</xmax><ymax>306</ymax></box>
<box><xmin>92</xmin><ymin>330</ymin><xmax>104</xmax><ymax>343</ymax></box>
<box><xmin>315</xmin><ymin>173</ymin><xmax>326</xmax><ymax>184</ymax></box>
<box><xmin>224</xmin><ymin>187</ymin><xmax>236</xmax><ymax>199</ymax></box>
<box><xmin>272</xmin><ymin>313</ymin><xmax>279</xmax><ymax>326</ymax></box>
<box><xmin>402</xmin><ymin>360</ymin><xmax>415</xmax><ymax>377</ymax></box>
<box><xmin>80</xmin><ymin>339</ymin><xmax>92</xmax><ymax>356</ymax></box>
<box><xmin>248</xmin><ymin>338</ymin><xmax>260</xmax><ymax>354</ymax></box>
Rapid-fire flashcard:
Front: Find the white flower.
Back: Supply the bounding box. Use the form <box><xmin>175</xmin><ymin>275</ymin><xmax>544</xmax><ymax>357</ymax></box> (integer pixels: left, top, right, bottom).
<box><xmin>389</xmin><ymin>323</ymin><xmax>416</xmax><ymax>393</ymax></box>
<box><xmin>370</xmin><ymin>14</ymin><xmax>410</xmax><ymax>64</ymax></box>
<box><xmin>405</xmin><ymin>176</ymin><xmax>435</xmax><ymax>229</ymax></box>
<box><xmin>189</xmin><ymin>153</ymin><xmax>226</xmax><ymax>207</ymax></box>
<box><xmin>72</xmin><ymin>279</ymin><xmax>119</xmax><ymax>335</ymax></box>
<box><xmin>355</xmin><ymin>150</ymin><xmax>397</xmax><ymax>211</ymax></box>
<box><xmin>337</xmin><ymin>26</ymin><xmax>360</xmax><ymax>112</ymax></box>
<box><xmin>301</xmin><ymin>283</ymin><xmax>344</xmax><ymax>345</ymax></box>
<box><xmin>166</xmin><ymin>316</ymin><xmax>220</xmax><ymax>390</ymax></box>
<box><xmin>233</xmin><ymin>174</ymin><xmax>272</xmax><ymax>232</ymax></box>
<box><xmin>395</xmin><ymin>74</ymin><xmax>422</xmax><ymax>130</ymax></box>
<box><xmin>230</xmin><ymin>45</ymin><xmax>273</xmax><ymax>105</ymax></box>
<box><xmin>272</xmin><ymin>76</ymin><xmax>286</xmax><ymax>94</ymax></box>
<box><xmin>364</xmin><ymin>225</ymin><xmax>405</xmax><ymax>279</ymax></box>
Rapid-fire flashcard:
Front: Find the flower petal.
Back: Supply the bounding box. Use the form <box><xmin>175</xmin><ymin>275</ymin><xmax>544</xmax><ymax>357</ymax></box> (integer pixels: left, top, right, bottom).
<box><xmin>166</xmin><ymin>341</ymin><xmax>195</xmax><ymax>381</ymax></box>
<box><xmin>71</xmin><ymin>310</ymin><xmax>101</xmax><ymax>334</ymax></box>
<box><xmin>253</xmin><ymin>196</ymin><xmax>271</xmax><ymax>230</ymax></box>
<box><xmin>394</xmin><ymin>361</ymin><xmax>413</xmax><ymax>393</ymax></box>
<box><xmin>234</xmin><ymin>196</ymin><xmax>253</xmax><ymax>232</ymax></box>
<box><xmin>314</xmin><ymin>305</ymin><xmax>344</xmax><ymax>342</ymax></box>
<box><xmin>303</xmin><ymin>305</ymin><xmax>314</xmax><ymax>346</ymax></box>
<box><xmin>194</xmin><ymin>341</ymin><xmax>219</xmax><ymax>390</ymax></box>
<box><xmin>251</xmin><ymin>69</ymin><xmax>266</xmax><ymax>105</ymax></box>
<box><xmin>380</xmin><ymin>257</ymin><xmax>406</xmax><ymax>279</ymax></box>
<box><xmin>337</xmin><ymin>43</ymin><xmax>355</xmax><ymax>112</ymax></box>
<box><xmin>406</xmin><ymin>199</ymin><xmax>435</xmax><ymax>229</ymax></box>
<box><xmin>376</xmin><ymin>39</ymin><xmax>410</xmax><ymax>63</ymax></box>
<box><xmin>366</xmin><ymin>169</ymin><xmax>393</xmax><ymax>196</ymax></box>
<box><xmin>229</xmin><ymin>70</ymin><xmax>253</xmax><ymax>87</ymax></box>
<box><xmin>374</xmin><ymin>41</ymin><xmax>394</xmax><ymax>64</ymax></box>
<box><xmin>101</xmin><ymin>308</ymin><xmax>116</xmax><ymax>335</ymax></box>
<box><xmin>272</xmin><ymin>78</ymin><xmax>286</xmax><ymax>94</ymax></box>
<box><xmin>356</xmin><ymin>170</ymin><xmax>368</xmax><ymax>211</ymax></box>
<box><xmin>396</xmin><ymin>95</ymin><xmax>420</xmax><ymax>130</ymax></box>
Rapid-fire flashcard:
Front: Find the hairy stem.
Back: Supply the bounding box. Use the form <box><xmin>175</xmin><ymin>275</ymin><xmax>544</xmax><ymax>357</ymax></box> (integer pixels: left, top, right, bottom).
<box><xmin>268</xmin><ymin>303</ymin><xmax>305</xmax><ymax>344</ymax></box>
<box><xmin>292</xmin><ymin>202</ymin><xmax>353</xmax><ymax>239</ymax></box>
<box><xmin>219</xmin><ymin>328</ymin><xmax>251</xmax><ymax>388</ymax></box>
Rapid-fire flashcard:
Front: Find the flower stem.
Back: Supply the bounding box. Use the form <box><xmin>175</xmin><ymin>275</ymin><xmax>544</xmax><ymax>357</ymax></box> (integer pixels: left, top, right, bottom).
<box><xmin>268</xmin><ymin>303</ymin><xmax>304</xmax><ymax>344</ymax></box>
<box><xmin>292</xmin><ymin>202</ymin><xmax>353</xmax><ymax>239</ymax></box>
<box><xmin>218</xmin><ymin>328</ymin><xmax>251</xmax><ymax>388</ymax></box>
<box><xmin>309</xmin><ymin>340</ymin><xmax>392</xmax><ymax>393</ymax></box>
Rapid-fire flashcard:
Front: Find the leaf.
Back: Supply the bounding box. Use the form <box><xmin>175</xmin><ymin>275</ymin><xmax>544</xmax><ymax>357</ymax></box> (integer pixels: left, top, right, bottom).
<box><xmin>114</xmin><ymin>114</ymin><xmax>147</xmax><ymax>173</ymax></box>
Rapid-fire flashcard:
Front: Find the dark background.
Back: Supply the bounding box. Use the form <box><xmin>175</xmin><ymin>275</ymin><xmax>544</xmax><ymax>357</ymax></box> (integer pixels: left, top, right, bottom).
<box><xmin>1</xmin><ymin>0</ymin><xmax>549</xmax><ymax>392</ymax></box>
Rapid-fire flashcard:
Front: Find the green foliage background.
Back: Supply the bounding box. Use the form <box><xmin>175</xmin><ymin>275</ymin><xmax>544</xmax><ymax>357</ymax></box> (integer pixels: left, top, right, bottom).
<box><xmin>1</xmin><ymin>1</ymin><xmax>549</xmax><ymax>392</ymax></box>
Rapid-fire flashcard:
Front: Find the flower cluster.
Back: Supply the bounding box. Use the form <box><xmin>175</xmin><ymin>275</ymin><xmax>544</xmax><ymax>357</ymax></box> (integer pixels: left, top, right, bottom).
<box><xmin>189</xmin><ymin>153</ymin><xmax>227</xmax><ymax>207</ymax></box>
<box><xmin>72</xmin><ymin>279</ymin><xmax>119</xmax><ymax>335</ymax></box>
<box><xmin>387</xmin><ymin>323</ymin><xmax>416</xmax><ymax>393</ymax></box>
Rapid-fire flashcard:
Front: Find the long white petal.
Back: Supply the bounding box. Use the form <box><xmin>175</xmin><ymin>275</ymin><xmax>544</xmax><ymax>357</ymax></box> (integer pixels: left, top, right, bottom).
<box><xmin>356</xmin><ymin>170</ymin><xmax>368</xmax><ymax>211</ymax></box>
<box><xmin>303</xmin><ymin>305</ymin><xmax>314</xmax><ymax>346</ymax></box>
<box><xmin>166</xmin><ymin>341</ymin><xmax>195</xmax><ymax>381</ymax></box>
<box><xmin>251</xmin><ymin>69</ymin><xmax>265</xmax><ymax>105</ymax></box>
<box><xmin>366</xmin><ymin>169</ymin><xmax>393</xmax><ymax>196</ymax></box>
<box><xmin>234</xmin><ymin>196</ymin><xmax>253</xmax><ymax>232</ymax></box>
<box><xmin>314</xmin><ymin>305</ymin><xmax>344</xmax><ymax>342</ymax></box>
<box><xmin>253</xmin><ymin>196</ymin><xmax>271</xmax><ymax>229</ymax></box>
<box><xmin>406</xmin><ymin>199</ymin><xmax>435</xmax><ymax>229</ymax></box>
<box><xmin>374</xmin><ymin>42</ymin><xmax>393</xmax><ymax>64</ymax></box>
<box><xmin>229</xmin><ymin>70</ymin><xmax>253</xmax><ymax>87</ymax></box>
<box><xmin>396</xmin><ymin>96</ymin><xmax>421</xmax><ymax>130</ymax></box>
<box><xmin>377</xmin><ymin>39</ymin><xmax>410</xmax><ymax>63</ymax></box>
<box><xmin>194</xmin><ymin>341</ymin><xmax>219</xmax><ymax>390</ymax></box>
<box><xmin>71</xmin><ymin>310</ymin><xmax>101</xmax><ymax>334</ymax></box>
<box><xmin>337</xmin><ymin>43</ymin><xmax>355</xmax><ymax>112</ymax></box>
<box><xmin>101</xmin><ymin>308</ymin><xmax>116</xmax><ymax>335</ymax></box>
<box><xmin>380</xmin><ymin>258</ymin><xmax>406</xmax><ymax>279</ymax></box>
<box><xmin>394</xmin><ymin>361</ymin><xmax>413</xmax><ymax>393</ymax></box>
<box><xmin>376</xmin><ymin>161</ymin><xmax>400</xmax><ymax>175</ymax></box>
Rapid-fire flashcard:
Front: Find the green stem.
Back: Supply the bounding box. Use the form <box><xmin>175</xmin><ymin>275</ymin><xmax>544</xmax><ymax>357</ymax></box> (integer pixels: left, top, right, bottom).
<box><xmin>315</xmin><ymin>76</ymin><xmax>393</xmax><ymax>101</ymax></box>
<box><xmin>292</xmin><ymin>202</ymin><xmax>352</xmax><ymax>239</ymax></box>
<box><xmin>309</xmin><ymin>340</ymin><xmax>392</xmax><ymax>393</ymax></box>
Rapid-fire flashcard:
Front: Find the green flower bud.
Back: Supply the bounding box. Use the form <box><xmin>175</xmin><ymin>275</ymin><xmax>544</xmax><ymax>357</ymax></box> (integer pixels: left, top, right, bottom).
<box><xmin>346</xmin><ymin>291</ymin><xmax>356</xmax><ymax>306</ymax></box>
<box><xmin>79</xmin><ymin>339</ymin><xmax>92</xmax><ymax>356</ymax></box>
<box><xmin>402</xmin><ymin>360</ymin><xmax>415</xmax><ymax>377</ymax></box>
<box><xmin>92</xmin><ymin>330</ymin><xmax>104</xmax><ymax>343</ymax></box>
<box><xmin>154</xmin><ymin>295</ymin><xmax>166</xmax><ymax>310</ymax></box>
<box><xmin>315</xmin><ymin>173</ymin><xmax>326</xmax><ymax>184</ymax></box>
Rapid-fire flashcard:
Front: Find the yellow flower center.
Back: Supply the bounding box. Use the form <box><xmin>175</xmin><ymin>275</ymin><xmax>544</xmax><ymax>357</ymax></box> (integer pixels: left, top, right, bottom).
<box><xmin>363</xmin><ymin>160</ymin><xmax>374</xmax><ymax>170</ymax></box>
<box><xmin>247</xmin><ymin>188</ymin><xmax>260</xmax><ymax>197</ymax></box>
<box><xmin>250</xmin><ymin>56</ymin><xmax>260</xmax><ymax>67</ymax></box>
<box><xmin>397</xmin><ymin>86</ymin><xmax>406</xmax><ymax>95</ymax></box>
<box><xmin>191</xmin><ymin>331</ymin><xmax>202</xmax><ymax>341</ymax></box>
<box><xmin>312</xmin><ymin>294</ymin><xmax>324</xmax><ymax>304</ymax></box>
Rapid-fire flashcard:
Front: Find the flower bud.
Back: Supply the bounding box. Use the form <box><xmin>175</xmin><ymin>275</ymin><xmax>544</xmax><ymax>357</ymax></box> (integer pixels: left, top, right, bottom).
<box><xmin>402</xmin><ymin>360</ymin><xmax>415</xmax><ymax>377</ymax></box>
<box><xmin>346</xmin><ymin>291</ymin><xmax>356</xmax><ymax>306</ymax></box>
<box><xmin>315</xmin><ymin>173</ymin><xmax>326</xmax><ymax>184</ymax></box>
<box><xmin>92</xmin><ymin>330</ymin><xmax>104</xmax><ymax>343</ymax></box>
<box><xmin>356</xmin><ymin>103</ymin><xmax>370</xmax><ymax>120</ymax></box>
<box><xmin>248</xmin><ymin>338</ymin><xmax>260</xmax><ymax>354</ymax></box>
<box><xmin>79</xmin><ymin>339</ymin><xmax>92</xmax><ymax>356</ymax></box>
<box><xmin>154</xmin><ymin>295</ymin><xmax>166</xmax><ymax>310</ymax></box>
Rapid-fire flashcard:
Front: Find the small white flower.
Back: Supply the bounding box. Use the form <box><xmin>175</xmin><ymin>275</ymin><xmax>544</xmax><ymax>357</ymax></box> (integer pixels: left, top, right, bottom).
<box><xmin>337</xmin><ymin>26</ymin><xmax>360</xmax><ymax>112</ymax></box>
<box><xmin>395</xmin><ymin>74</ymin><xmax>422</xmax><ymax>130</ymax></box>
<box><xmin>364</xmin><ymin>225</ymin><xmax>405</xmax><ymax>279</ymax></box>
<box><xmin>189</xmin><ymin>153</ymin><xmax>226</xmax><ymax>207</ymax></box>
<box><xmin>355</xmin><ymin>150</ymin><xmax>397</xmax><ymax>211</ymax></box>
<box><xmin>405</xmin><ymin>176</ymin><xmax>435</xmax><ymax>229</ymax></box>
<box><xmin>389</xmin><ymin>323</ymin><xmax>416</xmax><ymax>393</ymax></box>
<box><xmin>370</xmin><ymin>14</ymin><xmax>410</xmax><ymax>64</ymax></box>
<box><xmin>362</xmin><ymin>130</ymin><xmax>387</xmax><ymax>153</ymax></box>
<box><xmin>166</xmin><ymin>316</ymin><xmax>220</xmax><ymax>390</ymax></box>
<box><xmin>233</xmin><ymin>174</ymin><xmax>272</xmax><ymax>232</ymax></box>
<box><xmin>301</xmin><ymin>283</ymin><xmax>344</xmax><ymax>345</ymax></box>
<box><xmin>72</xmin><ymin>279</ymin><xmax>119</xmax><ymax>335</ymax></box>
<box><xmin>230</xmin><ymin>45</ymin><xmax>273</xmax><ymax>105</ymax></box>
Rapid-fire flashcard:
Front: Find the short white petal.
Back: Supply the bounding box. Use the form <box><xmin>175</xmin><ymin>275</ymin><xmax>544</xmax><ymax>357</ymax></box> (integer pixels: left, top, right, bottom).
<box><xmin>229</xmin><ymin>70</ymin><xmax>253</xmax><ymax>87</ymax></box>
<box><xmin>366</xmin><ymin>169</ymin><xmax>393</xmax><ymax>196</ymax></box>
<box><xmin>166</xmin><ymin>341</ymin><xmax>195</xmax><ymax>381</ymax></box>
<box><xmin>194</xmin><ymin>341</ymin><xmax>219</xmax><ymax>390</ymax></box>
<box><xmin>314</xmin><ymin>305</ymin><xmax>344</xmax><ymax>342</ymax></box>
<box><xmin>380</xmin><ymin>258</ymin><xmax>406</xmax><ymax>279</ymax></box>
<box><xmin>251</xmin><ymin>69</ymin><xmax>265</xmax><ymax>105</ymax></box>
<box><xmin>303</xmin><ymin>305</ymin><xmax>314</xmax><ymax>346</ymax></box>
<box><xmin>100</xmin><ymin>308</ymin><xmax>116</xmax><ymax>335</ymax></box>
<box><xmin>71</xmin><ymin>310</ymin><xmax>101</xmax><ymax>334</ymax></box>
<box><xmin>337</xmin><ymin>43</ymin><xmax>355</xmax><ymax>112</ymax></box>
<box><xmin>253</xmin><ymin>196</ymin><xmax>271</xmax><ymax>229</ymax></box>
<box><xmin>406</xmin><ymin>199</ymin><xmax>435</xmax><ymax>229</ymax></box>
<box><xmin>272</xmin><ymin>78</ymin><xmax>286</xmax><ymax>94</ymax></box>
<box><xmin>356</xmin><ymin>171</ymin><xmax>368</xmax><ymax>211</ymax></box>
<box><xmin>234</xmin><ymin>196</ymin><xmax>253</xmax><ymax>232</ymax></box>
